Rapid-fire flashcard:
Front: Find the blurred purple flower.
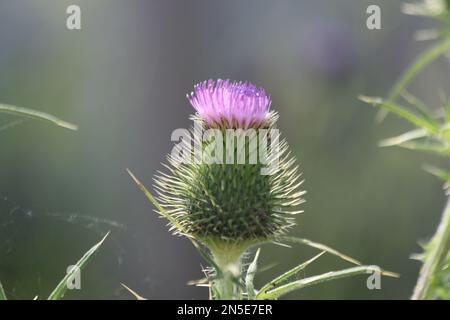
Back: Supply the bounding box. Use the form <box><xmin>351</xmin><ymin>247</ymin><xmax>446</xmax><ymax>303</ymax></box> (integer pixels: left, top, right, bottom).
<box><xmin>301</xmin><ymin>21</ymin><xmax>357</xmax><ymax>78</ymax></box>
<box><xmin>187</xmin><ymin>79</ymin><xmax>271</xmax><ymax>128</ymax></box>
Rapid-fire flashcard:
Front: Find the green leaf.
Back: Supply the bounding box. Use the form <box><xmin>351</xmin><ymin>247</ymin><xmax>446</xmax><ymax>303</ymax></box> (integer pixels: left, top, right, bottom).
<box><xmin>359</xmin><ymin>96</ymin><xmax>438</xmax><ymax>133</ymax></box>
<box><xmin>257</xmin><ymin>266</ymin><xmax>385</xmax><ymax>299</ymax></box>
<box><xmin>401</xmin><ymin>91</ymin><xmax>438</xmax><ymax>127</ymax></box>
<box><xmin>271</xmin><ymin>236</ymin><xmax>361</xmax><ymax>265</ymax></box>
<box><xmin>270</xmin><ymin>236</ymin><xmax>398</xmax><ymax>278</ymax></box>
<box><xmin>412</xmin><ymin>197</ymin><xmax>450</xmax><ymax>299</ymax></box>
<box><xmin>433</xmin><ymin>252</ymin><xmax>450</xmax><ymax>299</ymax></box>
<box><xmin>397</xmin><ymin>141</ymin><xmax>450</xmax><ymax>155</ymax></box>
<box><xmin>0</xmin><ymin>281</ymin><xmax>7</xmax><ymax>300</ymax></box>
<box><xmin>388</xmin><ymin>39</ymin><xmax>450</xmax><ymax>102</ymax></box>
<box><xmin>121</xmin><ymin>283</ymin><xmax>146</xmax><ymax>300</ymax></box>
<box><xmin>245</xmin><ymin>248</ymin><xmax>261</xmax><ymax>300</ymax></box>
<box><xmin>0</xmin><ymin>104</ymin><xmax>78</xmax><ymax>131</ymax></box>
<box><xmin>257</xmin><ymin>251</ymin><xmax>325</xmax><ymax>299</ymax></box>
<box><xmin>379</xmin><ymin>128</ymin><xmax>428</xmax><ymax>147</ymax></box>
<box><xmin>423</xmin><ymin>165</ymin><xmax>450</xmax><ymax>184</ymax></box>
<box><xmin>377</xmin><ymin>38</ymin><xmax>450</xmax><ymax>121</ymax></box>
<box><xmin>47</xmin><ymin>232</ymin><xmax>109</xmax><ymax>300</ymax></box>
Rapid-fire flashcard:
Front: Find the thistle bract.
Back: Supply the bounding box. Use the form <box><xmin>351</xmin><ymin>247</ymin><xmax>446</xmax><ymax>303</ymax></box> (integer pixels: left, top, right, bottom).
<box><xmin>155</xmin><ymin>79</ymin><xmax>304</xmax><ymax>253</ymax></box>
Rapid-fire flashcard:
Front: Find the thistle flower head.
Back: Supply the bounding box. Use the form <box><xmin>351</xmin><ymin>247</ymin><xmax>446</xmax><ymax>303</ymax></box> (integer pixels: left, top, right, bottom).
<box><xmin>156</xmin><ymin>79</ymin><xmax>304</xmax><ymax>254</ymax></box>
<box><xmin>187</xmin><ymin>79</ymin><xmax>272</xmax><ymax>129</ymax></box>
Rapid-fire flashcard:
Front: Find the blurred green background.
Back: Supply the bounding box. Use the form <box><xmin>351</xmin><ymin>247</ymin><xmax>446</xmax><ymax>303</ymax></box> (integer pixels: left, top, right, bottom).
<box><xmin>1</xmin><ymin>0</ymin><xmax>449</xmax><ymax>299</ymax></box>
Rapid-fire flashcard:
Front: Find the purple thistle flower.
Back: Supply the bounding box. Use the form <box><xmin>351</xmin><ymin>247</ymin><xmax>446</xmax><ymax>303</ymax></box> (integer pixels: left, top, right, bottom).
<box><xmin>187</xmin><ymin>79</ymin><xmax>272</xmax><ymax>128</ymax></box>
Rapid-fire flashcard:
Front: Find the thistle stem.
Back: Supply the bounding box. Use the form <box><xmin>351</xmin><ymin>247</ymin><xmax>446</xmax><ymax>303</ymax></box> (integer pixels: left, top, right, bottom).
<box><xmin>208</xmin><ymin>241</ymin><xmax>247</xmax><ymax>300</ymax></box>
<box><xmin>412</xmin><ymin>196</ymin><xmax>450</xmax><ymax>300</ymax></box>
<box><xmin>214</xmin><ymin>269</ymin><xmax>239</xmax><ymax>300</ymax></box>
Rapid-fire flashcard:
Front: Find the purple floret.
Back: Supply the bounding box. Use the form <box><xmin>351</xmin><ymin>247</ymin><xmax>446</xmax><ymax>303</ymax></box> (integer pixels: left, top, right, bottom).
<box><xmin>187</xmin><ymin>79</ymin><xmax>271</xmax><ymax>128</ymax></box>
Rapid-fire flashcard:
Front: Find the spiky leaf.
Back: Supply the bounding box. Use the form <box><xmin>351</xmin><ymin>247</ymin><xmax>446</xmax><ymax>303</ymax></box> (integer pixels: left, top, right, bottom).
<box><xmin>0</xmin><ymin>103</ymin><xmax>77</xmax><ymax>130</ymax></box>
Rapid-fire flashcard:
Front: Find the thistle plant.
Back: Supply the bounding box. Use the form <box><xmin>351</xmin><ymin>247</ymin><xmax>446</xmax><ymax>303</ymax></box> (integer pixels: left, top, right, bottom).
<box><xmin>361</xmin><ymin>0</ymin><xmax>450</xmax><ymax>300</ymax></box>
<box><xmin>157</xmin><ymin>80</ymin><xmax>302</xmax><ymax>258</ymax></box>
<box><xmin>128</xmin><ymin>79</ymin><xmax>396</xmax><ymax>300</ymax></box>
<box><xmin>0</xmin><ymin>103</ymin><xmax>78</xmax><ymax>131</ymax></box>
